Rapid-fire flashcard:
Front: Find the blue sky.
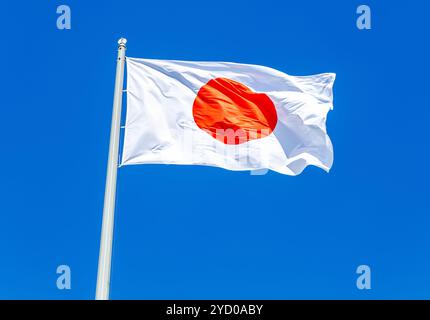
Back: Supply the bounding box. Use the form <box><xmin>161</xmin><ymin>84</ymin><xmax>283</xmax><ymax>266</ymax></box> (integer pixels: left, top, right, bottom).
<box><xmin>0</xmin><ymin>0</ymin><xmax>429</xmax><ymax>299</ymax></box>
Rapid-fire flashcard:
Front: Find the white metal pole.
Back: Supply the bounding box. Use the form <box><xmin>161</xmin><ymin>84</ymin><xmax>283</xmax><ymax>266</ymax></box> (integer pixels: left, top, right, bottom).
<box><xmin>96</xmin><ymin>38</ymin><xmax>127</xmax><ymax>300</ymax></box>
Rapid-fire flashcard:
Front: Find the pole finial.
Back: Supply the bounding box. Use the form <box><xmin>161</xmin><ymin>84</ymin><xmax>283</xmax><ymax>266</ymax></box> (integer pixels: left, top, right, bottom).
<box><xmin>118</xmin><ymin>38</ymin><xmax>127</xmax><ymax>48</ymax></box>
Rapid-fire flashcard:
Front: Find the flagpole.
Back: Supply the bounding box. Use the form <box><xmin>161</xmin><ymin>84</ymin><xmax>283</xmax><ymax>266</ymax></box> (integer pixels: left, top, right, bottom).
<box><xmin>96</xmin><ymin>37</ymin><xmax>127</xmax><ymax>300</ymax></box>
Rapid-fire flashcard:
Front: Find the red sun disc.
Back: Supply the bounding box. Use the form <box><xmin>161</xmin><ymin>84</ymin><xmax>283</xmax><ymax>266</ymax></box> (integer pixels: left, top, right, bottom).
<box><xmin>192</xmin><ymin>77</ymin><xmax>278</xmax><ymax>145</ymax></box>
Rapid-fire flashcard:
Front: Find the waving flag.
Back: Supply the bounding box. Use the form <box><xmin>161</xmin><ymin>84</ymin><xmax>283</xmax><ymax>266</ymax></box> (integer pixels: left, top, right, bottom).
<box><xmin>97</xmin><ymin>39</ymin><xmax>335</xmax><ymax>299</ymax></box>
<box><xmin>121</xmin><ymin>57</ymin><xmax>335</xmax><ymax>175</ymax></box>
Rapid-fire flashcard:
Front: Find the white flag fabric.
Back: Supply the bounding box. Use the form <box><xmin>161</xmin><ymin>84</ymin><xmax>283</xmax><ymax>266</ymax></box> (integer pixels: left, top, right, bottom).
<box><xmin>121</xmin><ymin>57</ymin><xmax>335</xmax><ymax>175</ymax></box>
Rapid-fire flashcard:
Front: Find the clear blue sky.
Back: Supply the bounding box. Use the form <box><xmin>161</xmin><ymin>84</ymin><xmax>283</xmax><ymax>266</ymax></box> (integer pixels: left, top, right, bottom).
<box><xmin>0</xmin><ymin>0</ymin><xmax>429</xmax><ymax>299</ymax></box>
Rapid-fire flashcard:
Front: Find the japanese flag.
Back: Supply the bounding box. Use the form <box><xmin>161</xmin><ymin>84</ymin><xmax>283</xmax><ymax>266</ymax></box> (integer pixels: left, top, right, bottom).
<box><xmin>121</xmin><ymin>58</ymin><xmax>335</xmax><ymax>175</ymax></box>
